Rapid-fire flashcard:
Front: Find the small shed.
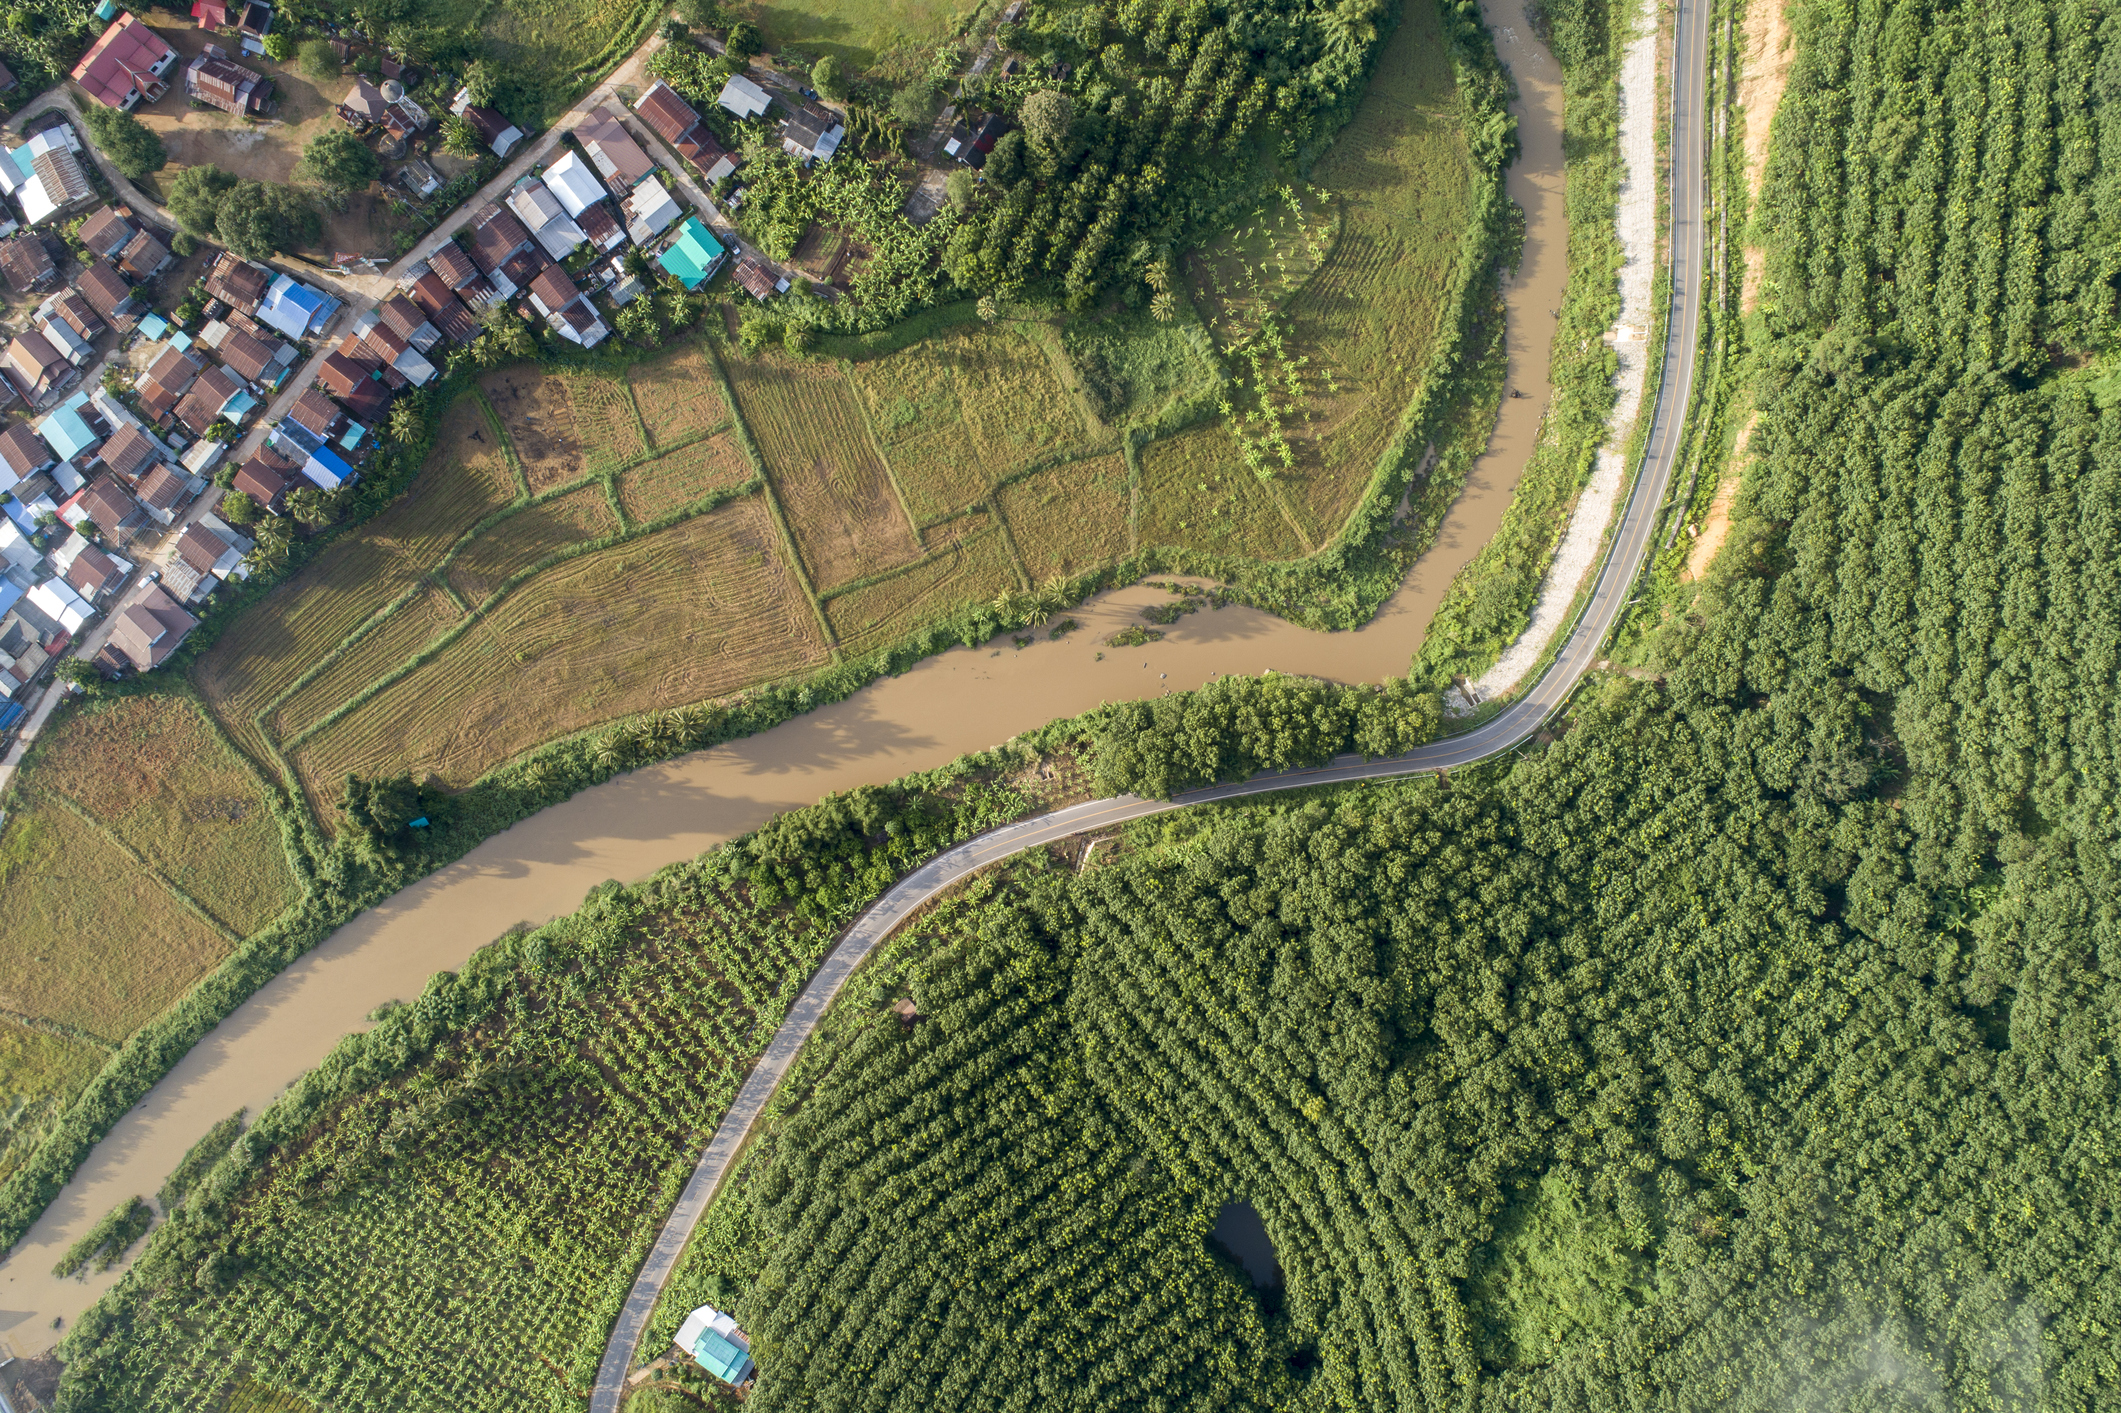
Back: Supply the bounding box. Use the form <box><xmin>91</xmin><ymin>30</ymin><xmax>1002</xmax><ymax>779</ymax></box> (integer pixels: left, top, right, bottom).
<box><xmin>674</xmin><ymin>1306</ymin><xmax>756</xmax><ymax>1386</ymax></box>
<box><xmin>717</xmin><ymin>75</ymin><xmax>771</xmax><ymax>121</ymax></box>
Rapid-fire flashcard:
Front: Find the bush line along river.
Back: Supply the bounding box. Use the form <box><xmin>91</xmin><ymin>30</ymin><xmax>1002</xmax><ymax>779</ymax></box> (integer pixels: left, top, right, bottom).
<box><xmin>0</xmin><ymin>0</ymin><xmax>1572</xmax><ymax>1349</ymax></box>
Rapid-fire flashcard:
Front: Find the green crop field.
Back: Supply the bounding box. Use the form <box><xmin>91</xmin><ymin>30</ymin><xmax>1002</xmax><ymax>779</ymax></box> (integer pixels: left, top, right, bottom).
<box><xmin>823</xmin><ymin>518</ymin><xmax>1019</xmax><ymax>660</ymax></box>
<box><xmin>1136</xmin><ymin>425</ymin><xmax>1308</xmax><ymax>560</ymax></box>
<box><xmin>847</xmin><ymin>323</ymin><xmax>1096</xmax><ymax>524</ymax></box>
<box><xmin>996</xmin><ymin>452</ymin><xmax>1133</xmax><ymax>582</ymax></box>
<box><xmin>0</xmin><ymin>1019</ymin><xmax>107</xmax><ymax>1186</ymax></box>
<box><xmin>417</xmin><ymin>0</ymin><xmax>669</xmax><ymax>121</ymax></box>
<box><xmin>726</xmin><ymin>351</ymin><xmax>922</xmax><ymax>592</ymax></box>
<box><xmin>291</xmin><ymin>499</ymin><xmax>826</xmax><ymax>798</ymax></box>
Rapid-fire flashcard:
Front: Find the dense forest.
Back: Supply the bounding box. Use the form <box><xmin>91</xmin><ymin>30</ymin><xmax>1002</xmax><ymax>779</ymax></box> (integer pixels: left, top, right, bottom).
<box><xmin>674</xmin><ymin>0</ymin><xmax>2121</xmax><ymax>1407</ymax></box>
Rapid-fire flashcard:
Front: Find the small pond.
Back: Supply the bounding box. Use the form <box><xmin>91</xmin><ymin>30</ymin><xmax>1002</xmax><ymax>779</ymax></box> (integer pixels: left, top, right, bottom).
<box><xmin>1211</xmin><ymin>1201</ymin><xmax>1282</xmax><ymax>1288</ymax></box>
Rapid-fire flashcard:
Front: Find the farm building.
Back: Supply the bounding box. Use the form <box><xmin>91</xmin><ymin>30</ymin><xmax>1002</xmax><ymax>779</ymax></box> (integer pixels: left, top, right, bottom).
<box><xmin>231</xmin><ymin>450</ymin><xmax>293</xmax><ymax>513</ymax></box>
<box><xmin>540</xmin><ymin>150</ymin><xmax>607</xmax><ymax>219</ymax></box>
<box><xmin>718</xmin><ymin>75</ymin><xmax>771</xmax><ymax>120</ymax></box>
<box><xmin>5</xmin><ymin>126</ymin><xmax>96</xmax><ymax>226</ymax></box>
<box><xmin>673</xmin><ymin>1306</ymin><xmax>755</xmax><ymax>1386</ymax></box>
<box><xmin>79</xmin><ymin>262</ymin><xmax>142</xmax><ymax>329</ymax></box>
<box><xmin>620</xmin><ymin>175</ymin><xmax>680</xmax><ymax>244</ymax></box>
<box><xmin>406</xmin><ymin>270</ymin><xmax>481</xmax><ymax>343</ymax></box>
<box><xmin>104</xmin><ymin>582</ymin><xmax>198</xmax><ymax>672</ymax></box>
<box><xmin>185</xmin><ymin>45</ymin><xmax>272</xmax><ymax>115</ymax></box>
<box><xmin>577</xmin><ymin>107</ymin><xmax>657</xmax><ymax>193</ymax></box>
<box><xmin>0</xmin><ymin>424</ymin><xmax>57</xmax><ymax>488</ymax></box>
<box><xmin>70</xmin><ymin>12</ymin><xmax>177</xmax><ymax>110</ymax></box>
<box><xmin>525</xmin><ymin>265</ymin><xmax>610</xmax><ymax>348</ymax></box>
<box><xmin>4</xmin><ymin>330</ymin><xmax>78</xmax><ymax>407</ymax></box>
<box><xmin>731</xmin><ymin>252</ymin><xmax>787</xmax><ymax>302</ymax></box>
<box><xmin>780</xmin><ymin>107</ymin><xmax>844</xmax><ymax>165</ymax></box>
<box><xmin>256</xmin><ymin>272</ymin><xmax>340</xmax><ymax>339</ymax></box>
<box><xmin>0</xmin><ymin>237</ymin><xmax>56</xmax><ymax>294</ymax></box>
<box><xmin>945</xmin><ymin>113</ymin><xmax>1007</xmax><ymax>167</ymax></box>
<box><xmin>507</xmin><ymin>177</ymin><xmax>586</xmax><ymax>260</ymax></box>
<box><xmin>448</xmin><ymin>92</ymin><xmax>525</xmax><ymax>158</ymax></box>
<box><xmin>656</xmin><ymin>216</ymin><xmax>726</xmax><ymax>290</ymax></box>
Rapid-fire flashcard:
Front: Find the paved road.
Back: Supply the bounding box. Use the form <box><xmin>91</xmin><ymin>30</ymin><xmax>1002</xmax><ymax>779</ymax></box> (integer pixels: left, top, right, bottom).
<box><xmin>586</xmin><ymin>0</ymin><xmax>1713</xmax><ymax>1403</ymax></box>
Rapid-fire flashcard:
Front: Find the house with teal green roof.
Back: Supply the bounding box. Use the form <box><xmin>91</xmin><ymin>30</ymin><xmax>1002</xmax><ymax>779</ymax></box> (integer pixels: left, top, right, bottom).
<box><xmin>673</xmin><ymin>1305</ymin><xmax>755</xmax><ymax>1386</ymax></box>
<box><xmin>657</xmin><ymin>217</ymin><xmax>726</xmax><ymax>290</ymax></box>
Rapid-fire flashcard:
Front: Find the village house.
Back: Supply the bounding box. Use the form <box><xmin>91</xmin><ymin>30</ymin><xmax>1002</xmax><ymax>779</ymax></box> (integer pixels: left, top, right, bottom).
<box><xmin>577</xmin><ymin>106</ymin><xmax>657</xmax><ymax>194</ymax></box>
<box><xmin>52</xmin><ymin>534</ymin><xmax>130</xmax><ymax>602</ymax></box>
<box><xmin>268</xmin><ymin>416</ymin><xmax>358</xmax><ymax>489</ymax></box>
<box><xmin>731</xmin><ymin>251</ymin><xmax>787</xmax><ymax>302</ymax></box>
<box><xmin>164</xmin><ymin>515</ymin><xmax>241</xmax><ymax>601</ymax></box>
<box><xmin>717</xmin><ymin>74</ymin><xmax>771</xmax><ymax>121</ymax></box>
<box><xmin>201</xmin><ymin>319</ymin><xmax>297</xmax><ymax>389</ymax></box>
<box><xmin>448</xmin><ymin>89</ymin><xmax>524</xmax><ymax>157</ymax></box>
<box><xmin>352</xmin><ymin>311</ymin><xmax>438</xmax><ymax>386</ymax></box>
<box><xmin>540</xmin><ymin>150</ymin><xmax>608</xmax><ymax>220</ymax></box>
<box><xmin>134</xmin><ymin>460</ymin><xmax>197</xmax><ymax>525</ymax></box>
<box><xmin>525</xmin><ymin>265</ymin><xmax>609</xmax><ymax>348</ymax></box>
<box><xmin>79</xmin><ymin>261</ymin><xmax>143</xmax><ymax>330</ymax></box>
<box><xmin>2</xmin><ymin>126</ymin><xmax>96</xmax><ymax>226</ymax></box>
<box><xmin>673</xmin><ymin>1306</ymin><xmax>755</xmax><ymax>1387</ymax></box>
<box><xmin>205</xmin><ymin>251</ymin><xmax>272</xmax><ymax>311</ymax></box>
<box><xmin>102</xmin><ymin>582</ymin><xmax>198</xmax><ymax>673</ymax></box>
<box><xmin>780</xmin><ymin>106</ymin><xmax>845</xmax><ymax>166</ymax></box>
<box><xmin>185</xmin><ymin>45</ymin><xmax>274</xmax><ymax>116</ymax></box>
<box><xmin>0</xmin><ymin>236</ymin><xmax>56</xmax><ymax>295</ymax></box>
<box><xmin>231</xmin><ymin>448</ymin><xmax>294</xmax><ymax>513</ymax></box>
<box><xmin>656</xmin><ymin>216</ymin><xmax>726</xmax><ymax>290</ymax></box>
<box><xmin>64</xmin><ymin>473</ymin><xmax>148</xmax><ymax>543</ymax></box>
<box><xmin>404</xmin><ymin>270</ymin><xmax>481</xmax><ymax>344</ymax></box>
<box><xmin>256</xmin><ymin>271</ymin><xmax>340</xmax><ymax>340</ymax></box>
<box><xmin>945</xmin><ymin>113</ymin><xmax>1008</xmax><ymax>168</ymax></box>
<box><xmin>94</xmin><ymin>421</ymin><xmax>163</xmax><ymax>484</ymax></box>
<box><xmin>118</xmin><ymin>225</ymin><xmax>173</xmax><ymax>280</ymax></box>
<box><xmin>3</xmin><ymin>330</ymin><xmax>79</xmax><ymax>407</ymax></box>
<box><xmin>318</xmin><ymin>342</ymin><xmax>393</xmax><ymax>422</ymax></box>
<box><xmin>35</xmin><ymin>294</ymin><xmax>102</xmax><ymax>367</ymax></box>
<box><xmin>137</xmin><ymin>341</ymin><xmax>203</xmax><ymax>425</ymax></box>
<box><xmin>467</xmin><ymin>203</ymin><xmax>539</xmax><ymax>297</ymax></box>
<box><xmin>27</xmin><ymin>576</ymin><xmax>95</xmax><ymax>636</ymax></box>
<box><xmin>70</xmin><ymin>12</ymin><xmax>178</xmax><ymax>110</ymax></box>
<box><xmin>36</xmin><ymin>390</ymin><xmax>112</xmax><ymax>474</ymax></box>
<box><xmin>173</xmin><ymin>363</ymin><xmax>254</xmax><ymax>437</ymax></box>
<box><xmin>507</xmin><ymin>176</ymin><xmax>586</xmax><ymax>261</ymax></box>
<box><xmin>425</xmin><ymin>243</ymin><xmax>499</xmax><ymax>310</ymax></box>
<box><xmin>636</xmin><ymin>80</ymin><xmax>730</xmax><ymax>176</ymax></box>
<box><xmin>377</xmin><ymin>294</ymin><xmax>443</xmax><ymax>354</ymax></box>
<box><xmin>79</xmin><ymin>207</ymin><xmax>135</xmax><ymax>260</ymax></box>
<box><xmin>0</xmin><ymin>423</ymin><xmax>57</xmax><ymax>491</ymax></box>
<box><xmin>0</xmin><ymin>612</ymin><xmax>53</xmax><ymax>702</ymax></box>
<box><xmin>620</xmin><ymin>175</ymin><xmax>680</xmax><ymax>245</ymax></box>
<box><xmin>287</xmin><ymin>386</ymin><xmax>353</xmax><ymax>445</ymax></box>
<box><xmin>397</xmin><ymin>158</ymin><xmax>443</xmax><ymax>199</ymax></box>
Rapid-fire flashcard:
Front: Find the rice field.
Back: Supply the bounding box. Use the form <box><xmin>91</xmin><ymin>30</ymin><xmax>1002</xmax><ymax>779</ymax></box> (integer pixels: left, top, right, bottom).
<box><xmin>997</xmin><ymin>453</ymin><xmax>1133</xmax><ymax>582</ymax></box>
<box><xmin>20</xmin><ymin>695</ymin><xmax>296</xmax><ymax>935</ymax></box>
<box><xmin>1136</xmin><ymin>427</ymin><xmax>1309</xmax><ymax>561</ymax></box>
<box><xmin>481</xmin><ymin>366</ymin><xmax>583</xmax><ymax>491</ymax></box>
<box><xmin>560</xmin><ymin>373</ymin><xmax>647</xmax><ymax>475</ymax></box>
<box><xmin>194</xmin><ymin>396</ymin><xmax>518</xmax><ymax>764</ymax></box>
<box><xmin>0</xmin><ymin>802</ymin><xmax>232</xmax><ymax>1040</ymax></box>
<box><xmin>292</xmin><ymin>498</ymin><xmax>828</xmax><ymax>797</ymax></box>
<box><xmin>824</xmin><ymin>518</ymin><xmax>1018</xmax><ymax>660</ymax></box>
<box><xmin>265</xmin><ymin>586</ymin><xmax>464</xmax><ymax>745</ymax></box>
<box><xmin>848</xmin><ymin>324</ymin><xmax>1091</xmax><ymax>523</ymax></box>
<box><xmin>444</xmin><ymin>483</ymin><xmax>619</xmax><ymax>604</ymax></box>
<box><xmin>618</xmin><ymin>433</ymin><xmax>755</xmax><ymax>525</ymax></box>
<box><xmin>727</xmin><ymin>352</ymin><xmax>920</xmax><ymax>592</ymax></box>
<box><xmin>629</xmin><ymin>344</ymin><xmax>731</xmax><ymax>447</ymax></box>
<box><xmin>0</xmin><ymin>1019</ymin><xmax>106</xmax><ymax>1185</ymax></box>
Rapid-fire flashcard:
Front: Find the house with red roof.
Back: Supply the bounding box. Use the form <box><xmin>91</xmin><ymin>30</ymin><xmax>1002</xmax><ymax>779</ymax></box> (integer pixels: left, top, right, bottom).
<box><xmin>71</xmin><ymin>12</ymin><xmax>179</xmax><ymax>111</ymax></box>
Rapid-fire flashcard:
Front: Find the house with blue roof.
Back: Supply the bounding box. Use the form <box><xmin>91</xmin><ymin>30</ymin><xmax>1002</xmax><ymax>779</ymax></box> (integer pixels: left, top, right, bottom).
<box><xmin>36</xmin><ymin>391</ymin><xmax>106</xmax><ymax>462</ymax></box>
<box><xmin>657</xmin><ymin>216</ymin><xmax>726</xmax><ymax>290</ymax></box>
<box><xmin>673</xmin><ymin>1306</ymin><xmax>755</xmax><ymax>1386</ymax></box>
<box><xmin>298</xmin><ymin>445</ymin><xmax>356</xmax><ymax>491</ymax></box>
<box><xmin>256</xmin><ymin>272</ymin><xmax>339</xmax><ymax>340</ymax></box>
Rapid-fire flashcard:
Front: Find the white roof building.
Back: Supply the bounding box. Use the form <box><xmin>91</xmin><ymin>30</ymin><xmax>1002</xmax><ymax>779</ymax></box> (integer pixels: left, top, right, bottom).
<box><xmin>717</xmin><ymin>75</ymin><xmax>771</xmax><ymax>120</ymax></box>
<box><xmin>507</xmin><ymin>177</ymin><xmax>586</xmax><ymax>260</ymax></box>
<box><xmin>0</xmin><ymin>519</ymin><xmax>40</xmax><ymax>575</ymax></box>
<box><xmin>28</xmin><ymin>577</ymin><xmax>94</xmax><ymax>634</ymax></box>
<box><xmin>621</xmin><ymin>174</ymin><xmax>680</xmax><ymax>244</ymax></box>
<box><xmin>541</xmin><ymin>150</ymin><xmax>608</xmax><ymax>219</ymax></box>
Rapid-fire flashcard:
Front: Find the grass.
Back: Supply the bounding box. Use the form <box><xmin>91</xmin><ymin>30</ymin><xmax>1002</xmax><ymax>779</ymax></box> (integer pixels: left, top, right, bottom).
<box><xmin>19</xmin><ymin>696</ymin><xmax>296</xmax><ymax>935</ymax></box>
<box><xmin>618</xmin><ymin>433</ymin><xmax>756</xmax><ymax>524</ymax></box>
<box><xmin>734</xmin><ymin>0</ymin><xmax>961</xmax><ymax>71</ymax></box>
<box><xmin>726</xmin><ymin>350</ymin><xmax>922</xmax><ymax>592</ymax></box>
<box><xmin>824</xmin><ymin>518</ymin><xmax>1017</xmax><ymax>659</ymax></box>
<box><xmin>1135</xmin><ymin>426</ymin><xmax>1308</xmax><ymax>560</ymax></box>
<box><xmin>420</xmin><ymin>0</ymin><xmax>670</xmax><ymax>122</ymax></box>
<box><xmin>444</xmin><ymin>484</ymin><xmax>620</xmax><ymax>604</ymax></box>
<box><xmin>0</xmin><ymin>803</ymin><xmax>232</xmax><ymax>1040</ymax></box>
<box><xmin>628</xmin><ymin>345</ymin><xmax>731</xmax><ymax>447</ymax></box>
<box><xmin>847</xmin><ymin>323</ymin><xmax>1093</xmax><ymax>523</ymax></box>
<box><xmin>291</xmin><ymin>498</ymin><xmax>828</xmax><ymax>797</ymax></box>
<box><xmin>0</xmin><ymin>1019</ymin><xmax>108</xmax><ymax>1186</ymax></box>
<box><xmin>194</xmin><ymin>397</ymin><xmax>519</xmax><ymax>766</ymax></box>
<box><xmin>997</xmin><ymin>452</ymin><xmax>1133</xmax><ymax>582</ymax></box>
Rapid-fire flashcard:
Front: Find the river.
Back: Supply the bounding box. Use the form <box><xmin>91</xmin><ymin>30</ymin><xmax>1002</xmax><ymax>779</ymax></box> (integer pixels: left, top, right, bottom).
<box><xmin>0</xmin><ymin>2</ymin><xmax>1566</xmax><ymax>1352</ymax></box>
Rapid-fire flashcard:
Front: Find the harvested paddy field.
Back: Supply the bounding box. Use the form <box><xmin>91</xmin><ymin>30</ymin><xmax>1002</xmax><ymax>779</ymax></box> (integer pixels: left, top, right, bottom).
<box><xmin>444</xmin><ymin>483</ymin><xmax>619</xmax><ymax>603</ymax></box>
<box><xmin>619</xmin><ymin>433</ymin><xmax>755</xmax><ymax>524</ymax></box>
<box><xmin>292</xmin><ymin>498</ymin><xmax>827</xmax><ymax>799</ymax></box>
<box><xmin>998</xmin><ymin>453</ymin><xmax>1134</xmax><ymax>581</ymax></box>
<box><xmin>561</xmin><ymin>373</ymin><xmax>647</xmax><ymax>475</ymax></box>
<box><xmin>728</xmin><ymin>352</ymin><xmax>920</xmax><ymax>592</ymax></box>
<box><xmin>0</xmin><ymin>802</ymin><xmax>231</xmax><ymax>1040</ymax></box>
<box><xmin>1136</xmin><ymin>427</ymin><xmax>1309</xmax><ymax>560</ymax></box>
<box><xmin>481</xmin><ymin>366</ymin><xmax>583</xmax><ymax>491</ymax></box>
<box><xmin>848</xmin><ymin>324</ymin><xmax>1093</xmax><ymax>523</ymax></box>
<box><xmin>265</xmin><ymin>586</ymin><xmax>465</xmax><ymax>745</ymax></box>
<box><xmin>824</xmin><ymin>518</ymin><xmax>1018</xmax><ymax>659</ymax></box>
<box><xmin>629</xmin><ymin>344</ymin><xmax>731</xmax><ymax>446</ymax></box>
<box><xmin>195</xmin><ymin>398</ymin><xmax>518</xmax><ymax>762</ymax></box>
<box><xmin>0</xmin><ymin>1020</ymin><xmax>107</xmax><ymax>1185</ymax></box>
<box><xmin>21</xmin><ymin>696</ymin><xmax>295</xmax><ymax>936</ymax></box>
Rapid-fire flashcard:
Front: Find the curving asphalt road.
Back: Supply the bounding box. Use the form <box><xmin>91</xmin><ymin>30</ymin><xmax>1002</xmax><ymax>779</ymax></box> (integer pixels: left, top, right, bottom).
<box><xmin>587</xmin><ymin>0</ymin><xmax>1710</xmax><ymax>1403</ymax></box>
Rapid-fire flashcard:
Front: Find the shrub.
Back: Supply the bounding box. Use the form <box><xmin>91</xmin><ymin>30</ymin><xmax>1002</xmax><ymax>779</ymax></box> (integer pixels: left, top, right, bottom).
<box><xmin>262</xmin><ymin>30</ymin><xmax>293</xmax><ymax>61</ymax></box>
<box><xmin>293</xmin><ymin>127</ymin><xmax>382</xmax><ymax>194</ymax></box>
<box><xmin>218</xmin><ymin>491</ymin><xmax>261</xmax><ymax>526</ymax></box>
<box><xmin>298</xmin><ymin>38</ymin><xmax>338</xmax><ymax>81</ymax></box>
<box><xmin>811</xmin><ymin>54</ymin><xmax>842</xmax><ymax>101</ymax></box>
<box><xmin>725</xmin><ymin>20</ymin><xmax>762</xmax><ymax>59</ymax></box>
<box><xmin>79</xmin><ymin>104</ymin><xmax>167</xmax><ymax>181</ymax></box>
<box><xmin>888</xmin><ymin>82</ymin><xmax>937</xmax><ymax>128</ymax></box>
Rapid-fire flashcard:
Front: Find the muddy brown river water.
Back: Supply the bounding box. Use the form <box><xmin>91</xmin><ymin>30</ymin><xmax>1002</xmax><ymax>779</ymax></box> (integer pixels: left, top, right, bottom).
<box><xmin>0</xmin><ymin>1</ymin><xmax>1567</xmax><ymax>1348</ymax></box>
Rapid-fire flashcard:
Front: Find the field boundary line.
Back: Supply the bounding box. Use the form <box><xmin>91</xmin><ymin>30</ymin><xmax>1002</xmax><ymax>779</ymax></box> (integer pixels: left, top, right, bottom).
<box><xmin>0</xmin><ymin>1007</ymin><xmax>117</xmax><ymax>1053</ymax></box>
<box><xmin>928</xmin><ymin>436</ymin><xmax>1125</xmax><ymax>530</ymax></box>
<box><xmin>813</xmin><ymin>521</ymin><xmax>1003</xmax><ymax>604</ymax></box>
<box><xmin>603</xmin><ymin>475</ymin><xmax>631</xmax><ymax>532</ymax></box>
<box><xmin>1264</xmin><ymin>475</ymin><xmax>1320</xmax><ymax>555</ymax></box>
<box><xmin>283</xmin><ymin>609</ymin><xmax>488</xmax><ymax>753</ymax></box>
<box><xmin>250</xmin><ymin>580</ymin><xmax>442</xmax><ymax>744</ymax></box>
<box><xmin>838</xmin><ymin>355</ymin><xmax>925</xmax><ymax>548</ymax></box>
<box><xmin>44</xmin><ymin>791</ymin><xmax>243</xmax><ymax>947</ymax></box>
<box><xmin>985</xmin><ymin>494</ymin><xmax>1034</xmax><ymax>591</ymax></box>
<box><xmin>1123</xmin><ymin>435</ymin><xmax>1143</xmax><ymax>555</ymax></box>
<box><xmin>473</xmin><ymin>387</ymin><xmax>533</xmax><ymax>502</ymax></box>
<box><xmin>618</xmin><ymin>373</ymin><xmax>652</xmax><ymax>455</ymax></box>
<box><xmin>177</xmin><ymin>681</ymin><xmax>320</xmax><ymax>893</ymax></box>
<box><xmin>1019</xmin><ymin>321</ymin><xmax>1110</xmax><ymax>443</ymax></box>
<box><xmin>709</xmin><ymin>341</ymin><xmax>836</xmax><ymax>649</ymax></box>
